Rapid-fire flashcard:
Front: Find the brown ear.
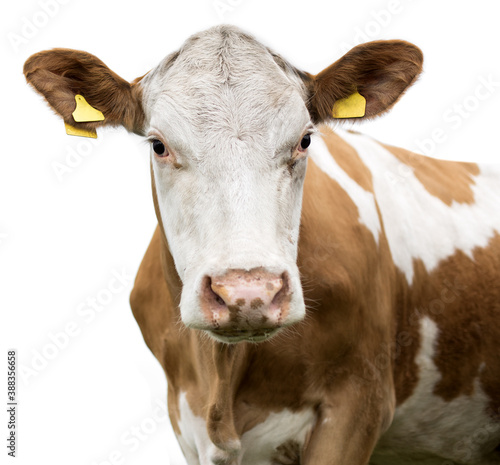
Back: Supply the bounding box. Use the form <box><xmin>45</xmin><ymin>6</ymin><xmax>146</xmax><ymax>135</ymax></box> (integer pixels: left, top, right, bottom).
<box><xmin>23</xmin><ymin>48</ymin><xmax>145</xmax><ymax>135</ymax></box>
<box><xmin>306</xmin><ymin>40</ymin><xmax>423</xmax><ymax>123</ymax></box>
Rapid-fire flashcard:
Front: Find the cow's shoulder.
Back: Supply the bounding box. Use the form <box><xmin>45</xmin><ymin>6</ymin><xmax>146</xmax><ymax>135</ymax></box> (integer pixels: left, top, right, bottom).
<box><xmin>381</xmin><ymin>142</ymin><xmax>480</xmax><ymax>206</ymax></box>
<box><xmin>301</xmin><ymin>126</ymin><xmax>385</xmax><ymax>292</ymax></box>
<box><xmin>310</xmin><ymin>126</ymin><xmax>500</xmax><ymax>437</ymax></box>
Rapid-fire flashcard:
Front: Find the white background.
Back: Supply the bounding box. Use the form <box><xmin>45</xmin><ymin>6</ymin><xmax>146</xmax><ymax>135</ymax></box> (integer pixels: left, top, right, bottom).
<box><xmin>1</xmin><ymin>1</ymin><xmax>500</xmax><ymax>465</ymax></box>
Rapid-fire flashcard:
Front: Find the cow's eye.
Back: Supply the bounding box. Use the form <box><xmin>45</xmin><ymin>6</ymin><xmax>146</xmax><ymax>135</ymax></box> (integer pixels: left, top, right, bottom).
<box><xmin>299</xmin><ymin>134</ymin><xmax>311</xmax><ymax>151</ymax></box>
<box><xmin>152</xmin><ymin>139</ymin><xmax>167</xmax><ymax>157</ymax></box>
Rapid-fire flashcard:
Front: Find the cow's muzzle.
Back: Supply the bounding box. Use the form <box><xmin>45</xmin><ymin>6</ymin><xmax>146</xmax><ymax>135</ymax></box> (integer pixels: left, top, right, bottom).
<box><xmin>199</xmin><ymin>267</ymin><xmax>292</xmax><ymax>343</ymax></box>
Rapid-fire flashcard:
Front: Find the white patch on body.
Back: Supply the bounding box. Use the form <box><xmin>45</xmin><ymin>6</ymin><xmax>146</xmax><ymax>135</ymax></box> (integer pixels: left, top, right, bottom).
<box><xmin>372</xmin><ymin>317</ymin><xmax>500</xmax><ymax>464</ymax></box>
<box><xmin>239</xmin><ymin>408</ymin><xmax>315</xmax><ymax>464</ymax></box>
<box><xmin>308</xmin><ymin>135</ymin><xmax>381</xmax><ymax>242</ymax></box>
<box><xmin>176</xmin><ymin>391</ymin><xmax>315</xmax><ymax>465</ymax></box>
<box><xmin>176</xmin><ymin>392</ymin><xmax>214</xmax><ymax>465</ymax></box>
<box><xmin>337</xmin><ymin>129</ymin><xmax>500</xmax><ymax>284</ymax></box>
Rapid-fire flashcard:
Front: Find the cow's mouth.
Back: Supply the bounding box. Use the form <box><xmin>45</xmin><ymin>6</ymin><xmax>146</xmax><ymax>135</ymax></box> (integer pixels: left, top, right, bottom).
<box><xmin>209</xmin><ymin>328</ymin><xmax>279</xmax><ymax>343</ymax></box>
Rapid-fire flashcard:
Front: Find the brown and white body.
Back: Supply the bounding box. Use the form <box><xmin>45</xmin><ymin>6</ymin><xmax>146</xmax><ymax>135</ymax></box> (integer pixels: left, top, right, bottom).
<box><xmin>24</xmin><ymin>25</ymin><xmax>500</xmax><ymax>465</ymax></box>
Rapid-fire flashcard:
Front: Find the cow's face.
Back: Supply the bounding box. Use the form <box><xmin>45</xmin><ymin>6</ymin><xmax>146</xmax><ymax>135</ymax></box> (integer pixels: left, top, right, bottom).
<box><xmin>24</xmin><ymin>26</ymin><xmax>422</xmax><ymax>343</ymax></box>
<box><xmin>141</xmin><ymin>31</ymin><xmax>312</xmax><ymax>341</ymax></box>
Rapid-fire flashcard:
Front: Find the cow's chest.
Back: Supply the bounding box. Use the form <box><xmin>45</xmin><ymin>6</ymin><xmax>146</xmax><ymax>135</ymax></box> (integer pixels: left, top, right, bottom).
<box><xmin>175</xmin><ymin>392</ymin><xmax>316</xmax><ymax>465</ymax></box>
<box><xmin>171</xmin><ymin>317</ymin><xmax>499</xmax><ymax>465</ymax></box>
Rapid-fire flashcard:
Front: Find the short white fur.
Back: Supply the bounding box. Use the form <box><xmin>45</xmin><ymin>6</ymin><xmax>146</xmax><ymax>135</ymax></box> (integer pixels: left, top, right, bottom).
<box><xmin>338</xmin><ymin>129</ymin><xmax>500</xmax><ymax>284</ymax></box>
<box><xmin>140</xmin><ymin>26</ymin><xmax>311</xmax><ymax>328</ymax></box>
<box><xmin>308</xmin><ymin>134</ymin><xmax>382</xmax><ymax>242</ymax></box>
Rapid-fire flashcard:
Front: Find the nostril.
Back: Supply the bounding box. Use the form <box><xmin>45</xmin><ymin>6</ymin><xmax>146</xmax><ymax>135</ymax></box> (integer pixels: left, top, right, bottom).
<box><xmin>202</xmin><ymin>276</ymin><xmax>227</xmax><ymax>308</ymax></box>
<box><xmin>206</xmin><ymin>277</ymin><xmax>227</xmax><ymax>307</ymax></box>
<box><xmin>271</xmin><ymin>272</ymin><xmax>290</xmax><ymax>307</ymax></box>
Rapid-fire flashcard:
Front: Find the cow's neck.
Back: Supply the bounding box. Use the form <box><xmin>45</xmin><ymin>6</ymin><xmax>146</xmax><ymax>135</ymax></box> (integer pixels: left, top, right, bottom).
<box><xmin>155</xmin><ymin>213</ymin><xmax>251</xmax><ymax>448</ymax></box>
<box><xmin>204</xmin><ymin>343</ymin><xmax>251</xmax><ymax>448</ymax></box>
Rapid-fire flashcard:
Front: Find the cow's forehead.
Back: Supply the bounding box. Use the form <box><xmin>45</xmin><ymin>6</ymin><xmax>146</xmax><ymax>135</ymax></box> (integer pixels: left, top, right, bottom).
<box><xmin>141</xmin><ymin>25</ymin><xmax>310</xmax><ymax>153</ymax></box>
<box><xmin>145</xmin><ymin>25</ymin><xmax>302</xmax><ymax>92</ymax></box>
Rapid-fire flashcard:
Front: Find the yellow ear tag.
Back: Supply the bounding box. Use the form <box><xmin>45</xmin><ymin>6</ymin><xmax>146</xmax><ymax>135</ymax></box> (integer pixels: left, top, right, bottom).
<box><xmin>332</xmin><ymin>91</ymin><xmax>366</xmax><ymax>118</ymax></box>
<box><xmin>64</xmin><ymin>122</ymin><xmax>97</xmax><ymax>138</ymax></box>
<box><xmin>72</xmin><ymin>94</ymin><xmax>105</xmax><ymax>122</ymax></box>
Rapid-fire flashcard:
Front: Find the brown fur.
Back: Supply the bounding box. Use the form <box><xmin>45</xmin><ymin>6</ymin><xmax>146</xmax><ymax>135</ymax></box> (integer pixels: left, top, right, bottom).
<box><xmin>321</xmin><ymin>125</ymin><xmax>374</xmax><ymax>192</ymax></box>
<box><xmin>304</xmin><ymin>40</ymin><xmax>423</xmax><ymax>123</ymax></box>
<box><xmin>392</xmin><ymin>234</ymin><xmax>500</xmax><ymax>414</ymax></box>
<box><xmin>23</xmin><ymin>49</ymin><xmax>144</xmax><ymax>134</ymax></box>
<box><xmin>382</xmin><ymin>142</ymin><xmax>479</xmax><ymax>205</ymax></box>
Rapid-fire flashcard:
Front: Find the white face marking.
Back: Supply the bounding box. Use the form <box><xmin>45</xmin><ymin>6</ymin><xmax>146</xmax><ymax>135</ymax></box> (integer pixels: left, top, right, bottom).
<box><xmin>338</xmin><ymin>129</ymin><xmax>500</xmax><ymax>284</ymax></box>
<box><xmin>308</xmin><ymin>134</ymin><xmax>381</xmax><ymax>242</ymax></box>
<box><xmin>176</xmin><ymin>391</ymin><xmax>315</xmax><ymax>465</ymax></box>
<box><xmin>373</xmin><ymin>317</ymin><xmax>499</xmax><ymax>464</ymax></box>
<box><xmin>139</xmin><ymin>26</ymin><xmax>310</xmax><ymax>329</ymax></box>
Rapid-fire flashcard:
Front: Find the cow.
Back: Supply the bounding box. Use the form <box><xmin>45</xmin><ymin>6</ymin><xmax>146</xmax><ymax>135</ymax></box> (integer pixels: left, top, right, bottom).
<box><xmin>24</xmin><ymin>25</ymin><xmax>500</xmax><ymax>465</ymax></box>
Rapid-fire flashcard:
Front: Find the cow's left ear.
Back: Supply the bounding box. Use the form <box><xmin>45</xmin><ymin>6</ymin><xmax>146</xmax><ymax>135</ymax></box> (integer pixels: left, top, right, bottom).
<box><xmin>23</xmin><ymin>48</ymin><xmax>145</xmax><ymax>135</ymax></box>
<box><xmin>305</xmin><ymin>40</ymin><xmax>423</xmax><ymax>123</ymax></box>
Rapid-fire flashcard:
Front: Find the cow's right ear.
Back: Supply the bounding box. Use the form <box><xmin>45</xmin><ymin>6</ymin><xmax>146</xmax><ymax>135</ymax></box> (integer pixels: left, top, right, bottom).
<box><xmin>23</xmin><ymin>48</ymin><xmax>145</xmax><ymax>135</ymax></box>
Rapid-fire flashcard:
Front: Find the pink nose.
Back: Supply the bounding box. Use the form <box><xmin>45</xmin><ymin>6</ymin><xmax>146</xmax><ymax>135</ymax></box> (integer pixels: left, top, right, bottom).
<box><xmin>200</xmin><ymin>268</ymin><xmax>291</xmax><ymax>333</ymax></box>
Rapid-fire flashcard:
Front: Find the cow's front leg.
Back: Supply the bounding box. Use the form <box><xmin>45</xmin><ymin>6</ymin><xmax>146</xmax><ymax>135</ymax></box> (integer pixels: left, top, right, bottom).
<box><xmin>303</xmin><ymin>381</ymin><xmax>394</xmax><ymax>465</ymax></box>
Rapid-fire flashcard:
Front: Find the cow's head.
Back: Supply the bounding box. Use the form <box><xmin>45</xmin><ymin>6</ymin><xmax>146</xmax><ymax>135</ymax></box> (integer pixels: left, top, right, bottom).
<box><xmin>24</xmin><ymin>26</ymin><xmax>422</xmax><ymax>343</ymax></box>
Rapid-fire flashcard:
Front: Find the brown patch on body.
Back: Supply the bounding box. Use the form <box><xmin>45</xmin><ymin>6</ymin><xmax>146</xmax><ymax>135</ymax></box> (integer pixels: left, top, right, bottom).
<box><xmin>427</xmin><ymin>234</ymin><xmax>500</xmax><ymax>413</ymax></box>
<box><xmin>390</xmin><ymin>266</ymin><xmax>422</xmax><ymax>405</ymax></box>
<box><xmin>391</xmin><ymin>234</ymin><xmax>500</xmax><ymax>417</ymax></box>
<box><xmin>320</xmin><ymin>125</ymin><xmax>374</xmax><ymax>192</ymax></box>
<box><xmin>382</xmin><ymin>142</ymin><xmax>479</xmax><ymax>206</ymax></box>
